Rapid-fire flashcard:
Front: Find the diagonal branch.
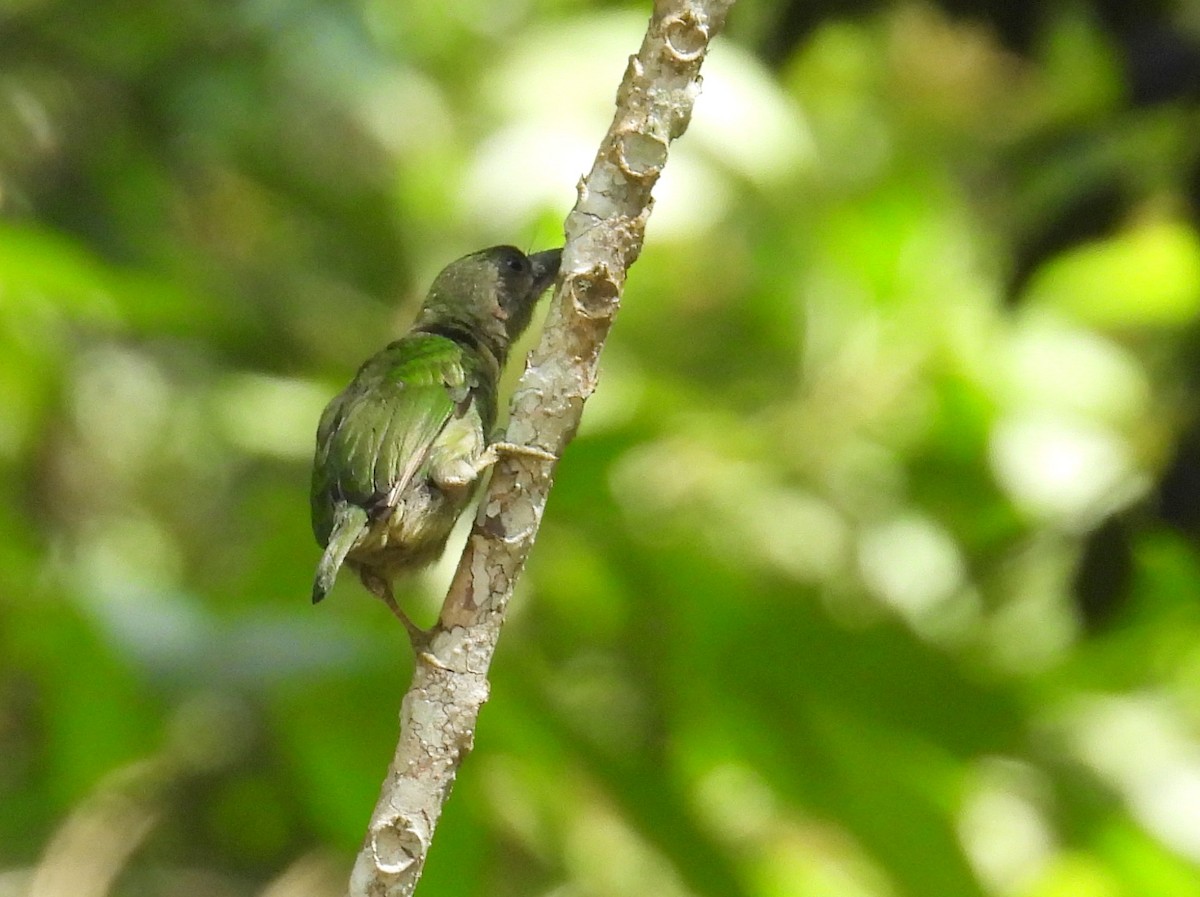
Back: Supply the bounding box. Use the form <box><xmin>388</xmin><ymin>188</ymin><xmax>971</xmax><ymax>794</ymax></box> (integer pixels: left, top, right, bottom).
<box><xmin>349</xmin><ymin>2</ymin><xmax>737</xmax><ymax>894</ymax></box>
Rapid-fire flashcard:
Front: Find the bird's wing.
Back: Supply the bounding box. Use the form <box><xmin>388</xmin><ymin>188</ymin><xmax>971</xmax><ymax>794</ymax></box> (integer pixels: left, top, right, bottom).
<box><xmin>313</xmin><ymin>334</ymin><xmax>475</xmax><ymax>524</ymax></box>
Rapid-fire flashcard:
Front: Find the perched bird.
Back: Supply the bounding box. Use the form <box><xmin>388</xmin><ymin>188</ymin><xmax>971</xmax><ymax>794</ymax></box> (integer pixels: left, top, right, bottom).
<box><xmin>310</xmin><ymin>245</ymin><xmax>562</xmax><ymax>644</ymax></box>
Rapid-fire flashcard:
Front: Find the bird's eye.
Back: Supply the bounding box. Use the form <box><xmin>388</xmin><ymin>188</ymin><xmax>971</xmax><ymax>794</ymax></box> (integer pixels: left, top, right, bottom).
<box><xmin>502</xmin><ymin>252</ymin><xmax>528</xmax><ymax>274</ymax></box>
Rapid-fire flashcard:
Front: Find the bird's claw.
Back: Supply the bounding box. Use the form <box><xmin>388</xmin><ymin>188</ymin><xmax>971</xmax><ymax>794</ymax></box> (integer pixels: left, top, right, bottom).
<box><xmin>415</xmin><ymin>647</ymin><xmax>452</xmax><ymax>671</ymax></box>
<box><xmin>490</xmin><ymin>441</ymin><xmax>557</xmax><ymax>463</ymax></box>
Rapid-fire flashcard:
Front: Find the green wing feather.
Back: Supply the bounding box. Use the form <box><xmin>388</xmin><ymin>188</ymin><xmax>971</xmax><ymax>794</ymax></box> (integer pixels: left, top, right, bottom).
<box><xmin>310</xmin><ymin>333</ymin><xmax>473</xmax><ymax>549</ymax></box>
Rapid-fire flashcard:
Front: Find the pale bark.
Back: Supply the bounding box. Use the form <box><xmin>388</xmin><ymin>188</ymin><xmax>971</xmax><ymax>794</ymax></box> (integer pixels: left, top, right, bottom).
<box><xmin>349</xmin><ymin>2</ymin><xmax>737</xmax><ymax>893</ymax></box>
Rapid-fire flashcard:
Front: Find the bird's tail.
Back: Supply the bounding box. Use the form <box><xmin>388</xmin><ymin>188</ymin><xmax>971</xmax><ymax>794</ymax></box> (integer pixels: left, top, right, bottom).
<box><xmin>312</xmin><ymin>503</ymin><xmax>369</xmax><ymax>604</ymax></box>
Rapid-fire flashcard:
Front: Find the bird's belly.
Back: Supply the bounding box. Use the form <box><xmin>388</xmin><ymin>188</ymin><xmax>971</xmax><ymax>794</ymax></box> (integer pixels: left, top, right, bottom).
<box><xmin>348</xmin><ymin>482</ymin><xmax>467</xmax><ymax>576</ymax></box>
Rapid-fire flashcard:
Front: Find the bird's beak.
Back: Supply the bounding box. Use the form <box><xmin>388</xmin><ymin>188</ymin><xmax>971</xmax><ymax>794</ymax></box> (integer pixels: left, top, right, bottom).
<box><xmin>528</xmin><ymin>248</ymin><xmax>562</xmax><ymax>297</ymax></box>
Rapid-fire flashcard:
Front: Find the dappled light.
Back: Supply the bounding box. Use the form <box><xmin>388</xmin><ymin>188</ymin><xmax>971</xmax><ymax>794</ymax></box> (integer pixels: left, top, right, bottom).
<box><xmin>3</xmin><ymin>1</ymin><xmax>1200</xmax><ymax>896</ymax></box>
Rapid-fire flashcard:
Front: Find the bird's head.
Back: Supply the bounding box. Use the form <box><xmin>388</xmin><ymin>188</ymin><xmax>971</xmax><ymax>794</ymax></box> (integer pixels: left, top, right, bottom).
<box><xmin>415</xmin><ymin>245</ymin><xmax>562</xmax><ymax>362</ymax></box>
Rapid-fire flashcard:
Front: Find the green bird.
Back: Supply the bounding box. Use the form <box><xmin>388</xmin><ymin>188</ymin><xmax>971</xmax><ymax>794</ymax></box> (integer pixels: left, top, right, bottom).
<box><xmin>310</xmin><ymin>244</ymin><xmax>561</xmax><ymax>644</ymax></box>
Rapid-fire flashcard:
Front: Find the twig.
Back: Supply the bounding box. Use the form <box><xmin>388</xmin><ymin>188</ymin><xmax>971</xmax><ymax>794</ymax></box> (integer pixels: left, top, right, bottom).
<box><xmin>349</xmin><ymin>2</ymin><xmax>736</xmax><ymax>893</ymax></box>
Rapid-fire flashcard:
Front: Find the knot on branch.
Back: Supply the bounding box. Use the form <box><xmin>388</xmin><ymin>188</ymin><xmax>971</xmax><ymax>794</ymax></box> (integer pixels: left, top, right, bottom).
<box><xmin>662</xmin><ymin>11</ymin><xmax>709</xmax><ymax>61</ymax></box>
<box><xmin>615</xmin><ymin>129</ymin><xmax>669</xmax><ymax>181</ymax></box>
<box><xmin>370</xmin><ymin>814</ymin><xmax>427</xmax><ymax>876</ymax></box>
<box><xmin>565</xmin><ymin>266</ymin><xmax>621</xmax><ymax>321</ymax></box>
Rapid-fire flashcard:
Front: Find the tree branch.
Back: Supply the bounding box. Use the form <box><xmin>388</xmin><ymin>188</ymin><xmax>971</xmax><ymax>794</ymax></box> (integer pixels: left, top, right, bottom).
<box><xmin>349</xmin><ymin>2</ymin><xmax>737</xmax><ymax>893</ymax></box>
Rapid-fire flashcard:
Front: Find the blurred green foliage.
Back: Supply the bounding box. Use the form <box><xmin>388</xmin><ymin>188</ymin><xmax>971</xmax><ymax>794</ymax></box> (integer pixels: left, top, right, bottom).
<box><xmin>4</xmin><ymin>1</ymin><xmax>1200</xmax><ymax>896</ymax></box>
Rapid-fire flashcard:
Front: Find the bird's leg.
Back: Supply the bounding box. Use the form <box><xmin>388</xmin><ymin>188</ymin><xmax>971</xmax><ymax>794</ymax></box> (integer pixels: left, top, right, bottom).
<box><xmin>382</xmin><ymin>591</ymin><xmax>431</xmax><ymax>653</ymax></box>
<box><xmin>361</xmin><ymin>572</ymin><xmax>430</xmax><ymax>652</ymax></box>
<box><xmin>435</xmin><ymin>441</ymin><xmax>558</xmax><ymax>489</ymax></box>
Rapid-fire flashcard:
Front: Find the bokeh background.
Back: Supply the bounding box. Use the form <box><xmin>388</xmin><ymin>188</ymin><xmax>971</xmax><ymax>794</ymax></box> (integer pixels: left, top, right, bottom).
<box><xmin>5</xmin><ymin>1</ymin><xmax>1200</xmax><ymax>895</ymax></box>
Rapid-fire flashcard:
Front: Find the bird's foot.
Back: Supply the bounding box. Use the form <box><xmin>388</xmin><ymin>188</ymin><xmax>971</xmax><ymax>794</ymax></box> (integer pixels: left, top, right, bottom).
<box><xmin>445</xmin><ymin>442</ymin><xmax>555</xmax><ymax>486</ymax></box>
<box><xmin>489</xmin><ymin>441</ymin><xmax>558</xmax><ymax>463</ymax></box>
<box><xmin>385</xmin><ymin>602</ymin><xmax>451</xmax><ymax>669</ymax></box>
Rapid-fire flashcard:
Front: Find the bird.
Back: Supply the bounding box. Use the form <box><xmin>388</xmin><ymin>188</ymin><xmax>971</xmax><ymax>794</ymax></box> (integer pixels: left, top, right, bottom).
<box><xmin>310</xmin><ymin>244</ymin><xmax>562</xmax><ymax>646</ymax></box>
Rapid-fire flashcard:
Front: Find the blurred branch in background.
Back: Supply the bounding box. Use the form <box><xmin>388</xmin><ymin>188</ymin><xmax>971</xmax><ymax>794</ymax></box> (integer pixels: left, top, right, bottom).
<box><xmin>27</xmin><ymin>762</ymin><xmax>162</xmax><ymax>897</ymax></box>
